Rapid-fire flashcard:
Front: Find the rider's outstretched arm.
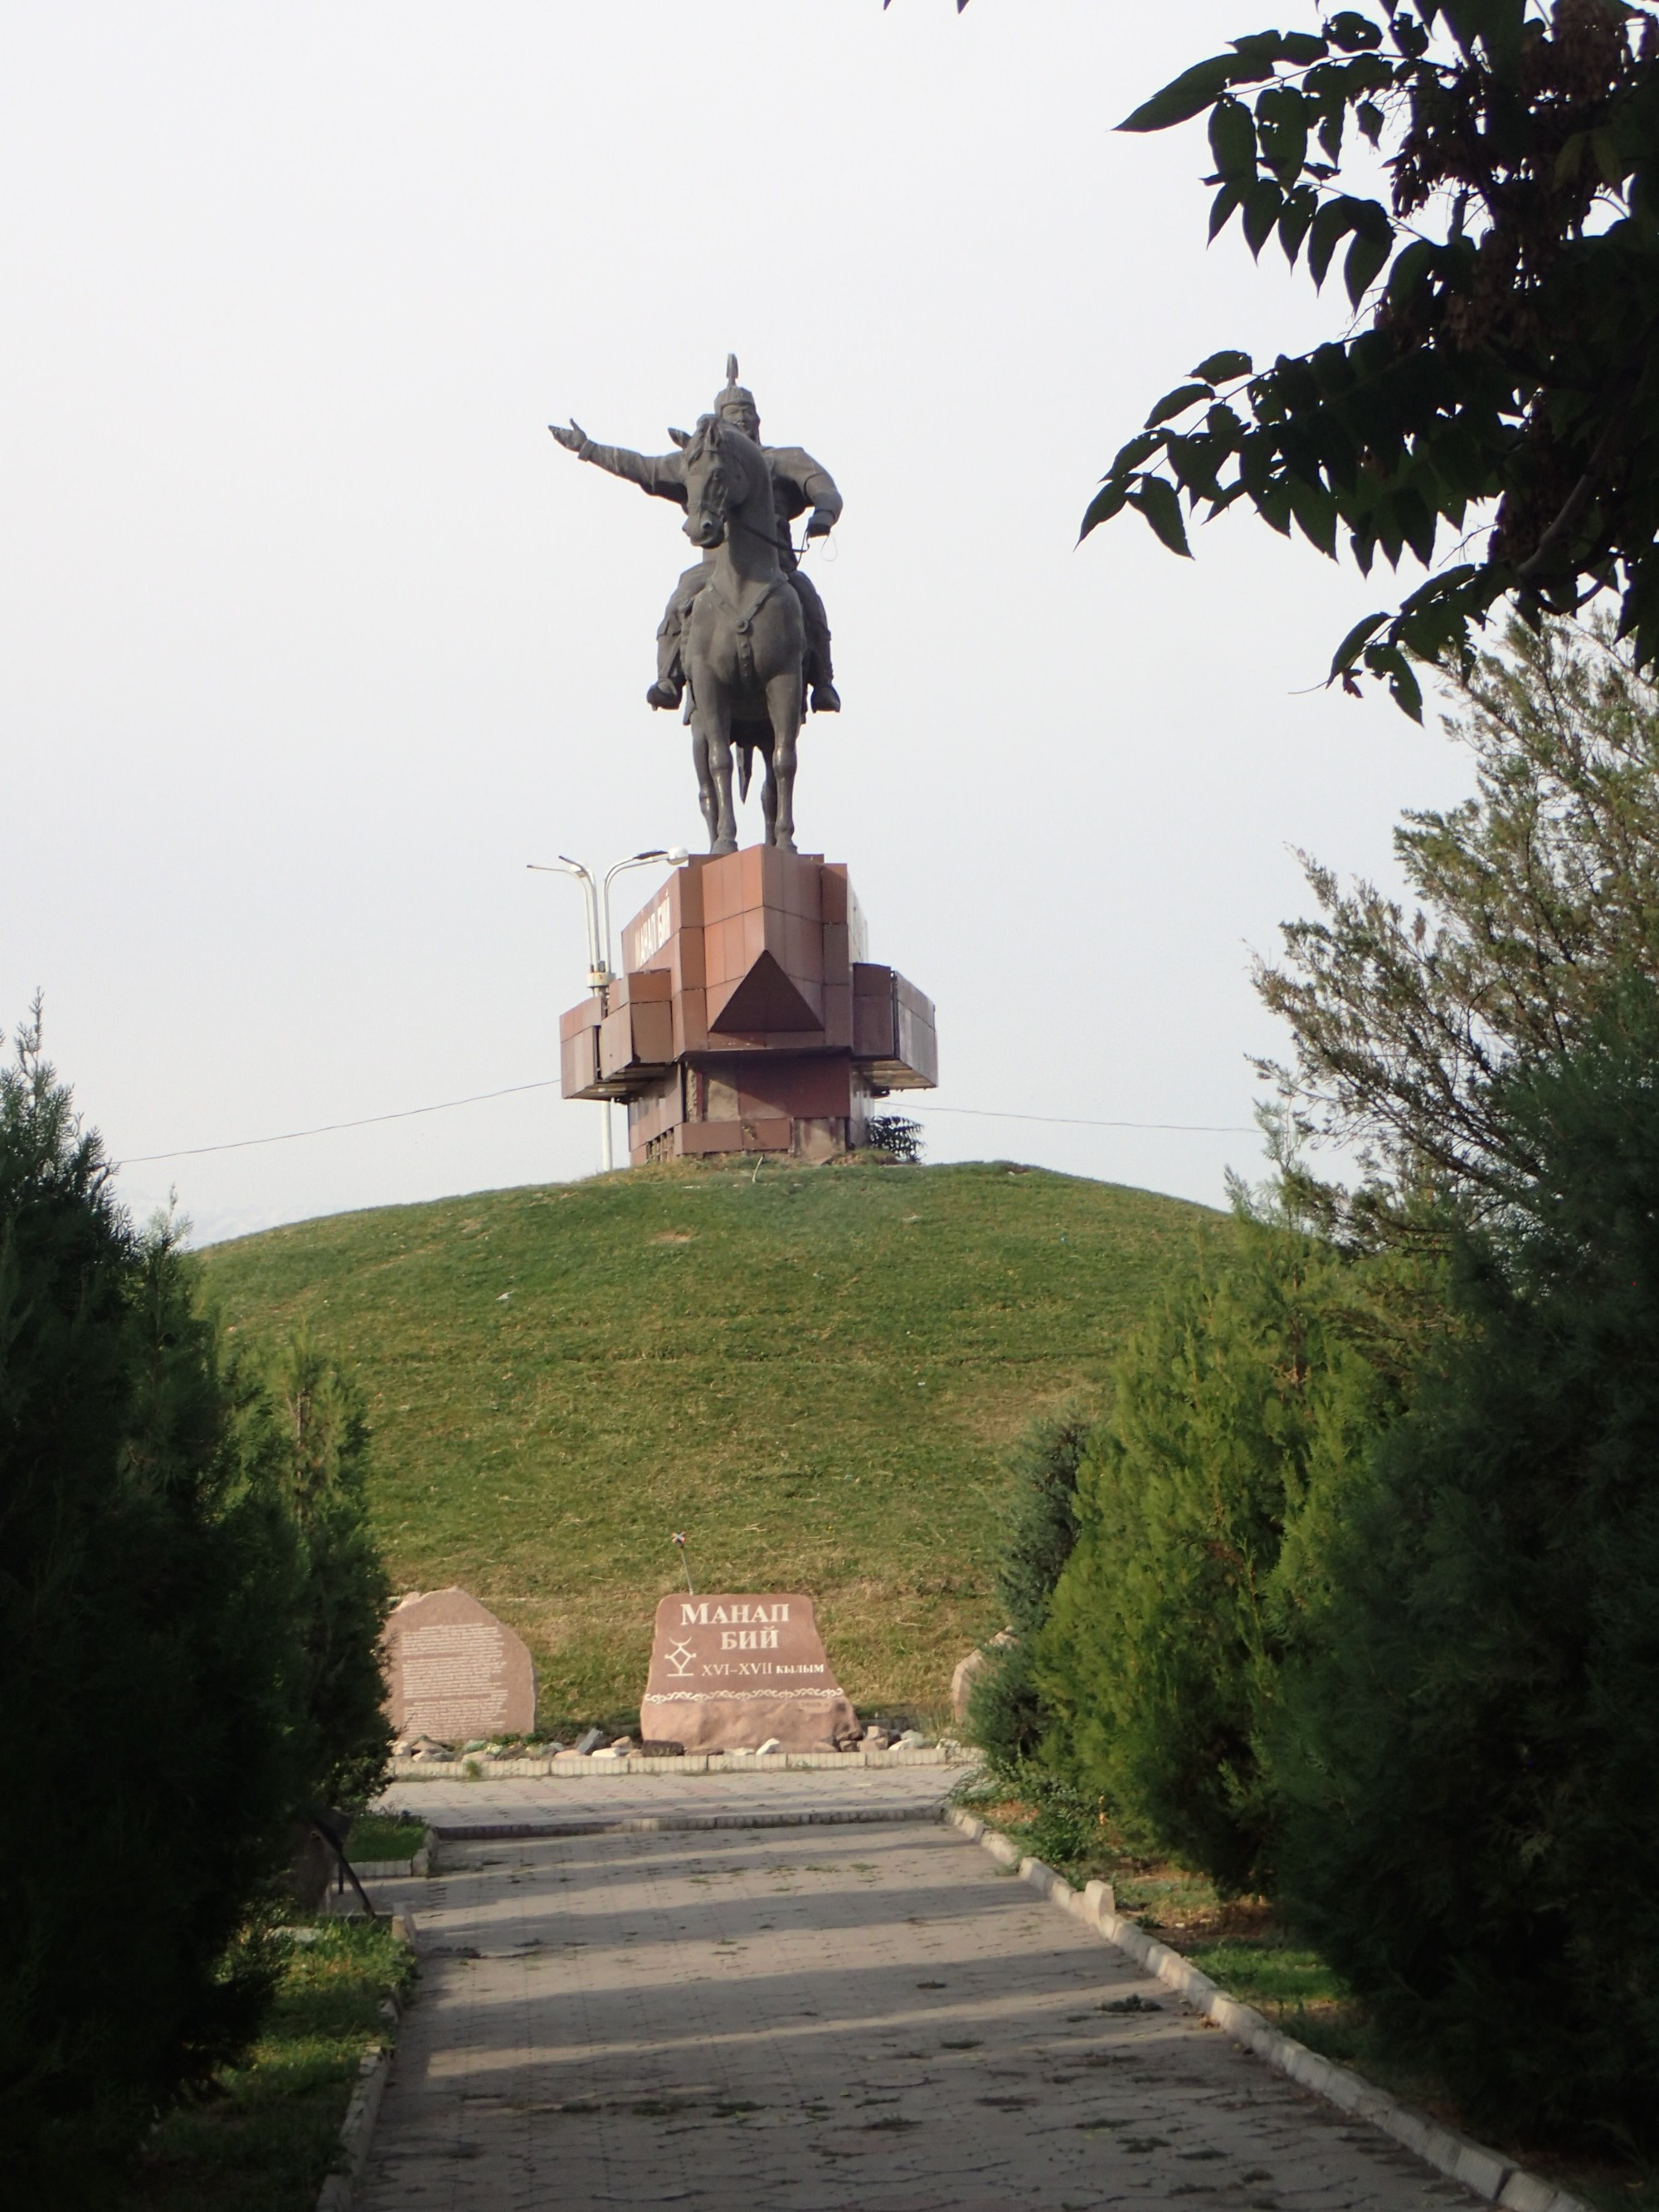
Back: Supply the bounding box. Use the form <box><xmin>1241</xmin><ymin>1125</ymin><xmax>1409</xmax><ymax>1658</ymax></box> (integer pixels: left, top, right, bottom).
<box><xmin>549</xmin><ymin>421</ymin><xmax>688</xmax><ymax>505</ymax></box>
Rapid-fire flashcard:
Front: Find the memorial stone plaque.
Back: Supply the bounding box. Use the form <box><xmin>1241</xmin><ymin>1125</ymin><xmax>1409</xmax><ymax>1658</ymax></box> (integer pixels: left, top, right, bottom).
<box><xmin>382</xmin><ymin>1586</ymin><xmax>536</xmax><ymax>1744</ymax></box>
<box><xmin>640</xmin><ymin>1592</ymin><xmax>859</xmax><ymax>1752</ymax></box>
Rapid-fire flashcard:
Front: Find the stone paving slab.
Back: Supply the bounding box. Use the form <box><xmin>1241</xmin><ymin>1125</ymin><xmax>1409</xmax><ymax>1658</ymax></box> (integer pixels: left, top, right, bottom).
<box><xmin>358</xmin><ymin>1813</ymin><xmax>1477</xmax><ymax>2212</ymax></box>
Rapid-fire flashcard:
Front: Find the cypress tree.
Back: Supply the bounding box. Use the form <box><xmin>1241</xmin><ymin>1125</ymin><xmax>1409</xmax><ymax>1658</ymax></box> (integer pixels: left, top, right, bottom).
<box><xmin>0</xmin><ymin>1012</ymin><xmax>307</xmax><ymax>2196</ymax></box>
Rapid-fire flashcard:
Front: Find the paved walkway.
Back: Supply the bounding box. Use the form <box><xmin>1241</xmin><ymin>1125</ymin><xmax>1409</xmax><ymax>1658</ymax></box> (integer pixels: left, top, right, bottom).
<box><xmin>360</xmin><ymin>1776</ymin><xmax>1473</xmax><ymax>2212</ymax></box>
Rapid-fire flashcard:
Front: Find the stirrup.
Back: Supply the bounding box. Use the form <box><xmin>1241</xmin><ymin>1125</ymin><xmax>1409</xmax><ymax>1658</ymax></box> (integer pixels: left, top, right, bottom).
<box><xmin>646</xmin><ymin>679</ymin><xmax>681</xmax><ymax>711</ymax></box>
<box><xmin>810</xmin><ymin>683</ymin><xmax>841</xmax><ymax>713</ymax></box>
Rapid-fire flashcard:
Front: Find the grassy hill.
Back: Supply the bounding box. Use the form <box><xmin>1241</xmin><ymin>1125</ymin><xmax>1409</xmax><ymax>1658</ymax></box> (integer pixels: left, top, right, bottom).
<box><xmin>201</xmin><ymin>1157</ymin><xmax>1214</xmax><ymax>1724</ymax></box>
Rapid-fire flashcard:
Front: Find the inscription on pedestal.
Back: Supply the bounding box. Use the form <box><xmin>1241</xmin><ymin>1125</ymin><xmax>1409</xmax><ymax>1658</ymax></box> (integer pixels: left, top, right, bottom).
<box><xmin>382</xmin><ymin>1586</ymin><xmax>536</xmax><ymax>1742</ymax></box>
<box><xmin>641</xmin><ymin>1592</ymin><xmax>858</xmax><ymax>1752</ymax></box>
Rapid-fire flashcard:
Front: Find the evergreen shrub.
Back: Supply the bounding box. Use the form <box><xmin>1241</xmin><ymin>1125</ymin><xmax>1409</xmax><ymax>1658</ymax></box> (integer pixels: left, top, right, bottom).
<box><xmin>1270</xmin><ymin>1001</ymin><xmax>1659</xmax><ymax>2146</ymax></box>
<box><xmin>1035</xmin><ymin>1220</ymin><xmax>1416</xmax><ymax>1892</ymax></box>
<box><xmin>965</xmin><ymin>1410</ymin><xmax>1092</xmax><ymax>1768</ymax></box>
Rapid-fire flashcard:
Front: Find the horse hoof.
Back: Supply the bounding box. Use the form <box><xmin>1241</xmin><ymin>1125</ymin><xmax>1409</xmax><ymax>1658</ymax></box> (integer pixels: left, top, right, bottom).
<box><xmin>710</xmin><ymin>837</ymin><xmax>737</xmax><ymax>855</ymax></box>
<box><xmin>775</xmin><ymin>833</ymin><xmax>796</xmax><ymax>854</ymax></box>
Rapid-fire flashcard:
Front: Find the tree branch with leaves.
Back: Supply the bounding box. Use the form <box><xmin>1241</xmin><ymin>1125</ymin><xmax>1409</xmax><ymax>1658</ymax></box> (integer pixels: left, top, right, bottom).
<box><xmin>1087</xmin><ymin>0</ymin><xmax>1659</xmax><ymax>715</ymax></box>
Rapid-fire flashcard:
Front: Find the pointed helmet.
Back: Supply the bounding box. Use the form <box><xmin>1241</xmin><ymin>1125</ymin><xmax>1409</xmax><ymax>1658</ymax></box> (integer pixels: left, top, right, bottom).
<box><xmin>714</xmin><ymin>352</ymin><xmax>759</xmax><ymax>423</ymax></box>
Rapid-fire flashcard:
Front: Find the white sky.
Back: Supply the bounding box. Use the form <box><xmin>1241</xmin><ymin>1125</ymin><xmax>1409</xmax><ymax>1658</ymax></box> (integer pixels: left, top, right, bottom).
<box><xmin>0</xmin><ymin>2</ymin><xmax>1475</xmax><ymax>1243</ymax></box>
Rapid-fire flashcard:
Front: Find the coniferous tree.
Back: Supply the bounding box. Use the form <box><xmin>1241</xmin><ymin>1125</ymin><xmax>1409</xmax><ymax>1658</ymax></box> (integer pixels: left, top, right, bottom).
<box><xmin>257</xmin><ymin>1331</ymin><xmax>392</xmax><ymax>1806</ymax></box>
<box><xmin>0</xmin><ymin>1011</ymin><xmax>362</xmax><ymax>2195</ymax></box>
<box><xmin>1268</xmin><ymin>992</ymin><xmax>1659</xmax><ymax>2146</ymax></box>
<box><xmin>1035</xmin><ymin>1216</ymin><xmax>1424</xmax><ymax>1891</ymax></box>
<box><xmin>965</xmin><ymin>1409</ymin><xmax>1093</xmax><ymax>1767</ymax></box>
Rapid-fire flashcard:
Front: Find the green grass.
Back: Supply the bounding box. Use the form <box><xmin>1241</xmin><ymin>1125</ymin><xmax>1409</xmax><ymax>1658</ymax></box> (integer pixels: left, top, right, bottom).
<box><xmin>345</xmin><ymin>1815</ymin><xmax>426</xmax><ymax>1860</ymax></box>
<box><xmin>120</xmin><ymin>1922</ymin><xmax>414</xmax><ymax>2212</ymax></box>
<box><xmin>201</xmin><ymin>1157</ymin><xmax>1212</xmax><ymax>1717</ymax></box>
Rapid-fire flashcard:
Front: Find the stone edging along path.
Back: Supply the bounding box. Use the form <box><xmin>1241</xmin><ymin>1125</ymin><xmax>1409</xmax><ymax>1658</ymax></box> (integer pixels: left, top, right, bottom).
<box><xmin>386</xmin><ymin>1742</ymin><xmax>961</xmax><ymax>1780</ymax></box>
<box><xmin>941</xmin><ymin>1810</ymin><xmax>1589</xmax><ymax>2212</ymax></box>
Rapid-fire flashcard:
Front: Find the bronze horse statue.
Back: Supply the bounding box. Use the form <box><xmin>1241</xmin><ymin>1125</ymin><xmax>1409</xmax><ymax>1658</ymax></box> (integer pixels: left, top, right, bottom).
<box><xmin>670</xmin><ymin>413</ymin><xmax>805</xmax><ymax>853</ymax></box>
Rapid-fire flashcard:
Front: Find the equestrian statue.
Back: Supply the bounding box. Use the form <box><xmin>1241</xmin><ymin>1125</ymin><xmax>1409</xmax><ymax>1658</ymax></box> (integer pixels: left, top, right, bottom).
<box><xmin>549</xmin><ymin>358</ymin><xmax>841</xmax><ymax>853</ymax></box>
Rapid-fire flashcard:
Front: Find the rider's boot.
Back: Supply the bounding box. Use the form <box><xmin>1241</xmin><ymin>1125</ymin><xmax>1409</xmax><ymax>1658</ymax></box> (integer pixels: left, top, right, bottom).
<box><xmin>649</xmin><ymin>640</ymin><xmax>686</xmax><ymax>713</ymax></box>
<box><xmin>810</xmin><ymin>682</ymin><xmax>841</xmax><ymax>713</ymax></box>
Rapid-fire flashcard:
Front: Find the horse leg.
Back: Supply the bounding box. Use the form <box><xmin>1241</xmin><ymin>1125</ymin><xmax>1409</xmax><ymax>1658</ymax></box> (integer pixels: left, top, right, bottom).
<box><xmin>691</xmin><ymin>722</ymin><xmax>718</xmax><ymax>845</ymax></box>
<box><xmin>704</xmin><ymin>684</ymin><xmax>737</xmax><ymax>855</ymax></box>
<box><xmin>760</xmin><ymin>738</ymin><xmax>779</xmax><ymax>845</ymax></box>
<box><xmin>765</xmin><ymin>671</ymin><xmax>802</xmax><ymax>854</ymax></box>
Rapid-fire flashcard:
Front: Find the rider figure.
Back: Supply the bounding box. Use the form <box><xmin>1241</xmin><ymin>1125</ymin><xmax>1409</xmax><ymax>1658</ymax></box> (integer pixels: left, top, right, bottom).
<box><xmin>550</xmin><ymin>358</ymin><xmax>842</xmax><ymax>715</ymax></box>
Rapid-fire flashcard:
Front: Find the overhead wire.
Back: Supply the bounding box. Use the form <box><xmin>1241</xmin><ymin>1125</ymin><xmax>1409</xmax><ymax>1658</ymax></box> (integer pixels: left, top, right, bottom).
<box><xmin>118</xmin><ymin>1084</ymin><xmax>1257</xmax><ymax>1165</ymax></box>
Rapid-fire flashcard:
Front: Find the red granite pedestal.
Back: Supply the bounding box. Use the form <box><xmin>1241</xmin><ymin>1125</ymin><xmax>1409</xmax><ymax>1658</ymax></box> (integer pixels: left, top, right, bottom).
<box><xmin>559</xmin><ymin>847</ymin><xmax>937</xmax><ymax>1166</ymax></box>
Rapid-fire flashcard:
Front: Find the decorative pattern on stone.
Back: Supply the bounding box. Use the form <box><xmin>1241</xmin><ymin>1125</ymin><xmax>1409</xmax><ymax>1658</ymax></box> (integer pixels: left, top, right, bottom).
<box><xmin>640</xmin><ymin>1592</ymin><xmax>859</xmax><ymax>1752</ymax></box>
<box><xmin>382</xmin><ymin>1586</ymin><xmax>536</xmax><ymax>1743</ymax></box>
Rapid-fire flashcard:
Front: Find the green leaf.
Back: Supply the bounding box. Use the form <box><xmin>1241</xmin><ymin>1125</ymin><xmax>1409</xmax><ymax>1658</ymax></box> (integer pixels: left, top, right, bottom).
<box><xmin>1192</xmin><ymin>348</ymin><xmax>1253</xmax><ymax>383</ymax></box>
<box><xmin>1119</xmin><ymin>55</ymin><xmax>1236</xmax><ymax>132</ymax></box>
<box><xmin>1326</xmin><ymin>11</ymin><xmax>1384</xmax><ymax>51</ymax></box>
<box><xmin>1443</xmin><ymin>0</ymin><xmax>1525</xmax><ymax>67</ymax></box>
<box><xmin>1209</xmin><ymin>97</ymin><xmax>1258</xmax><ymax>182</ymax></box>
<box><xmin>1591</xmin><ymin>125</ymin><xmax>1629</xmax><ymax>186</ymax></box>
<box><xmin>1145</xmin><ymin>382</ymin><xmax>1214</xmax><ymax>429</ymax></box>
<box><xmin>1126</xmin><ymin>477</ymin><xmax>1194</xmax><ymax>555</ymax></box>
<box><xmin>1278</xmin><ymin>184</ymin><xmax>1316</xmax><ymax>265</ymax></box>
<box><xmin>1277</xmin><ymin>30</ymin><xmax>1329</xmax><ymax>62</ymax></box>
<box><xmin>1107</xmin><ymin>429</ymin><xmax>1164</xmax><ymax>476</ymax></box>
<box><xmin>1386</xmin><ymin>236</ymin><xmax>1438</xmax><ymax>309</ymax></box>
<box><xmin>1243</xmin><ymin>178</ymin><xmax>1285</xmax><ymax>257</ymax></box>
<box><xmin>1078</xmin><ymin>481</ymin><xmax>1128</xmax><ymax>542</ymax></box>
<box><xmin>1554</xmin><ymin>131</ymin><xmax>1586</xmax><ymax>183</ymax></box>
<box><xmin>1356</xmin><ymin>99</ymin><xmax>1385</xmax><ymax>145</ymax></box>
<box><xmin>1328</xmin><ymin>607</ymin><xmax>1389</xmax><ymax>678</ymax></box>
<box><xmin>1287</xmin><ymin>473</ymin><xmax>1340</xmax><ymax>557</ymax></box>
<box><xmin>1364</xmin><ymin>639</ymin><xmax>1423</xmax><ymax>720</ymax></box>
<box><xmin>1392</xmin><ymin>485</ymin><xmax>1439</xmax><ymax>566</ymax></box>
<box><xmin>1256</xmin><ymin>83</ymin><xmax>1310</xmax><ymax>182</ymax></box>
<box><xmin>1344</xmin><ymin>224</ymin><xmax>1392</xmax><ymax>305</ymax></box>
<box><xmin>1209</xmin><ymin>181</ymin><xmax>1244</xmax><ymax>240</ymax></box>
<box><xmin>1309</xmin><ymin>197</ymin><xmax>1360</xmax><ymax>286</ymax></box>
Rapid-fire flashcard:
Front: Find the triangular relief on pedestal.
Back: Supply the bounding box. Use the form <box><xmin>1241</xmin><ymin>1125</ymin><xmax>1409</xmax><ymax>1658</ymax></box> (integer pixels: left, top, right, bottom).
<box><xmin>709</xmin><ymin>951</ymin><xmax>822</xmax><ymax>1034</ymax></box>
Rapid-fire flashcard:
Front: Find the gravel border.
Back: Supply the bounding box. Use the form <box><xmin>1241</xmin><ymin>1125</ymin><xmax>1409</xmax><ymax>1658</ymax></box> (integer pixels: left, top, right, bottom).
<box><xmin>943</xmin><ymin>1808</ymin><xmax>1589</xmax><ymax>2212</ymax></box>
<box><xmin>387</xmin><ymin>1744</ymin><xmax>966</xmax><ymax>1780</ymax></box>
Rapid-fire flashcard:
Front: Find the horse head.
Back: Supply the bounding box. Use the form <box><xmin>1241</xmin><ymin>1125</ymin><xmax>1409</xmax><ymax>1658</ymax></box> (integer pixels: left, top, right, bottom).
<box><xmin>677</xmin><ymin>412</ymin><xmax>761</xmax><ymax>550</ymax></box>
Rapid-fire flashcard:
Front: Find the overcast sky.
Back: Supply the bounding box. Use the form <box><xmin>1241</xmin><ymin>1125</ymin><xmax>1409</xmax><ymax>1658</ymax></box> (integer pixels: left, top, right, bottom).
<box><xmin>0</xmin><ymin>2</ymin><xmax>1475</xmax><ymax>1243</ymax></box>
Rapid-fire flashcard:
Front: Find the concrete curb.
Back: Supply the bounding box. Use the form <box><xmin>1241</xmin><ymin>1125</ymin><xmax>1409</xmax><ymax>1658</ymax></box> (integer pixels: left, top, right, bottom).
<box><xmin>314</xmin><ymin>2040</ymin><xmax>391</xmax><ymax>2212</ymax></box>
<box><xmin>387</xmin><ymin>1744</ymin><xmax>968</xmax><ymax>1781</ymax></box>
<box><xmin>429</xmin><ymin>1803</ymin><xmax>944</xmax><ymax>1847</ymax></box>
<box><xmin>942</xmin><ymin>1809</ymin><xmax>1589</xmax><ymax>2212</ymax></box>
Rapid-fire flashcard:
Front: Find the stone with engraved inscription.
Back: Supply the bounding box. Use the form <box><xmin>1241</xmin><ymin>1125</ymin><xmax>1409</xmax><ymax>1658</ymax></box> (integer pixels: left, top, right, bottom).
<box><xmin>382</xmin><ymin>1586</ymin><xmax>535</xmax><ymax>1744</ymax></box>
<box><xmin>640</xmin><ymin>1591</ymin><xmax>859</xmax><ymax>1752</ymax></box>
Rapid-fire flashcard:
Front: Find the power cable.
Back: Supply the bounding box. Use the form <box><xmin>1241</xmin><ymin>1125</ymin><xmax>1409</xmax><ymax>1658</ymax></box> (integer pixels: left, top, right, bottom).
<box><xmin>120</xmin><ymin>1080</ymin><xmax>562</xmax><ymax>1164</ymax></box>
<box><xmin>119</xmin><ymin>1087</ymin><xmax>1257</xmax><ymax>1168</ymax></box>
<box><xmin>916</xmin><ymin>1105</ymin><xmax>1257</xmax><ymax>1135</ymax></box>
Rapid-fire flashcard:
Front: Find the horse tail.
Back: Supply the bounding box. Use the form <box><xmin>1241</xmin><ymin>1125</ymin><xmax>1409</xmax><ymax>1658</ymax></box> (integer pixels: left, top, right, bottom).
<box><xmin>737</xmin><ymin>739</ymin><xmax>754</xmax><ymax>801</ymax></box>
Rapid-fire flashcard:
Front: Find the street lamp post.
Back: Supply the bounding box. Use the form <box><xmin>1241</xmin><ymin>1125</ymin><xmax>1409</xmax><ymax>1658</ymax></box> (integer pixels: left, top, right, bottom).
<box><xmin>529</xmin><ymin>846</ymin><xmax>689</xmax><ymax>1173</ymax></box>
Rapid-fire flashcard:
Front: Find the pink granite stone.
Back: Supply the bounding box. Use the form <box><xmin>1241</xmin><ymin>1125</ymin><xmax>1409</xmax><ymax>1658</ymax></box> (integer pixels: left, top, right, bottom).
<box><xmin>382</xmin><ymin>1586</ymin><xmax>536</xmax><ymax>1743</ymax></box>
<box><xmin>640</xmin><ymin>1593</ymin><xmax>859</xmax><ymax>1752</ymax></box>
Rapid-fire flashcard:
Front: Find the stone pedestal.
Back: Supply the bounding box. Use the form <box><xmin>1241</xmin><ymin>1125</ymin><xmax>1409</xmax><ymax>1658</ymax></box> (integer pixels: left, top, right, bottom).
<box><xmin>560</xmin><ymin>847</ymin><xmax>936</xmax><ymax>1167</ymax></box>
<box><xmin>640</xmin><ymin>1592</ymin><xmax>859</xmax><ymax>1752</ymax></box>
